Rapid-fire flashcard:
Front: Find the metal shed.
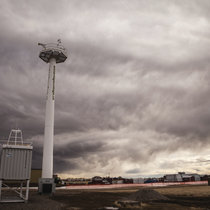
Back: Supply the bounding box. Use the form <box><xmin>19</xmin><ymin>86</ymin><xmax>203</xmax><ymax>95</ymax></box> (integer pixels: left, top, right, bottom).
<box><xmin>0</xmin><ymin>144</ymin><xmax>32</xmax><ymax>180</ymax></box>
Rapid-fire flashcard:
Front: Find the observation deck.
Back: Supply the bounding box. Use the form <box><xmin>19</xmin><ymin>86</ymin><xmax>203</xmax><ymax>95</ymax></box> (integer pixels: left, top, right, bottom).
<box><xmin>38</xmin><ymin>42</ymin><xmax>67</xmax><ymax>63</ymax></box>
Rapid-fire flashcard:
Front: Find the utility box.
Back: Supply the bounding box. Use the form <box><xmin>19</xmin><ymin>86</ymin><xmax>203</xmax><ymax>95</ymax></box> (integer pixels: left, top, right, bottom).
<box><xmin>0</xmin><ymin>144</ymin><xmax>33</xmax><ymax>180</ymax></box>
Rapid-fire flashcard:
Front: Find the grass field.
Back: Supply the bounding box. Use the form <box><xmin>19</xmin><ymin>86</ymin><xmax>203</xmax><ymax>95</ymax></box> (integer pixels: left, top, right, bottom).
<box><xmin>1</xmin><ymin>184</ymin><xmax>210</xmax><ymax>209</ymax></box>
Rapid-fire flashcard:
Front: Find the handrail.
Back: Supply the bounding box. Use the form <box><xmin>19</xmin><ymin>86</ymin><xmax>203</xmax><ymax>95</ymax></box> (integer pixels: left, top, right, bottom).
<box><xmin>0</xmin><ymin>140</ymin><xmax>32</xmax><ymax>146</ymax></box>
<box><xmin>40</xmin><ymin>43</ymin><xmax>67</xmax><ymax>51</ymax></box>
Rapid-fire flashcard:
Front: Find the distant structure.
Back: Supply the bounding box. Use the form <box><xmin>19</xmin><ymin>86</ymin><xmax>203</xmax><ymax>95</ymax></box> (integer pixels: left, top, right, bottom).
<box><xmin>164</xmin><ymin>172</ymin><xmax>201</xmax><ymax>182</ymax></box>
<box><xmin>38</xmin><ymin>40</ymin><xmax>67</xmax><ymax>194</ymax></box>
<box><xmin>0</xmin><ymin>129</ymin><xmax>33</xmax><ymax>202</ymax></box>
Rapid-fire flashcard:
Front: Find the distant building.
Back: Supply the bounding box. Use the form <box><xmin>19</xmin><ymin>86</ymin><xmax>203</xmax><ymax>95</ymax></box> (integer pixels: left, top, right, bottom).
<box><xmin>164</xmin><ymin>174</ymin><xmax>182</xmax><ymax>182</ymax></box>
<box><xmin>65</xmin><ymin>178</ymin><xmax>90</xmax><ymax>185</ymax></box>
<box><xmin>112</xmin><ymin>179</ymin><xmax>124</xmax><ymax>184</ymax></box>
<box><xmin>181</xmin><ymin>174</ymin><xmax>200</xmax><ymax>182</ymax></box>
<box><xmin>200</xmin><ymin>175</ymin><xmax>210</xmax><ymax>181</ymax></box>
<box><xmin>181</xmin><ymin>174</ymin><xmax>193</xmax><ymax>182</ymax></box>
<box><xmin>133</xmin><ymin>178</ymin><xmax>144</xmax><ymax>184</ymax></box>
<box><xmin>123</xmin><ymin>178</ymin><xmax>133</xmax><ymax>184</ymax></box>
<box><xmin>164</xmin><ymin>172</ymin><xmax>201</xmax><ymax>182</ymax></box>
<box><xmin>91</xmin><ymin>176</ymin><xmax>103</xmax><ymax>184</ymax></box>
<box><xmin>187</xmin><ymin>174</ymin><xmax>200</xmax><ymax>181</ymax></box>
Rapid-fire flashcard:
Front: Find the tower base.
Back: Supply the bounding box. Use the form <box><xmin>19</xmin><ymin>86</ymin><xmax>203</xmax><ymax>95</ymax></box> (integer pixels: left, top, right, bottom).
<box><xmin>38</xmin><ymin>178</ymin><xmax>55</xmax><ymax>194</ymax></box>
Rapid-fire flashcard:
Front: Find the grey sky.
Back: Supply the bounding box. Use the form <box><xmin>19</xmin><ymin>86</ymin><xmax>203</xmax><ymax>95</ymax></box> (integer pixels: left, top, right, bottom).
<box><xmin>1</xmin><ymin>0</ymin><xmax>210</xmax><ymax>178</ymax></box>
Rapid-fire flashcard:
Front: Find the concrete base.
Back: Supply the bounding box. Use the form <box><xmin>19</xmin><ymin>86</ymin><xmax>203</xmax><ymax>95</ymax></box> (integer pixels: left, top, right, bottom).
<box><xmin>38</xmin><ymin>178</ymin><xmax>55</xmax><ymax>194</ymax></box>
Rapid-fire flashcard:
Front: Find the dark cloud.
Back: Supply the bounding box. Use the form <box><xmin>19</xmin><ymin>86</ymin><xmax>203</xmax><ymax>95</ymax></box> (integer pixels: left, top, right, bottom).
<box><xmin>1</xmin><ymin>0</ymin><xmax>210</xmax><ymax>177</ymax></box>
<box><xmin>126</xmin><ymin>168</ymin><xmax>141</xmax><ymax>174</ymax></box>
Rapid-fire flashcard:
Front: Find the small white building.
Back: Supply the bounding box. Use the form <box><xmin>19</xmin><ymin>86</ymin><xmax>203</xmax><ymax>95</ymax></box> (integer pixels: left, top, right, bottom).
<box><xmin>188</xmin><ymin>174</ymin><xmax>200</xmax><ymax>181</ymax></box>
<box><xmin>164</xmin><ymin>172</ymin><xmax>201</xmax><ymax>182</ymax></box>
<box><xmin>133</xmin><ymin>178</ymin><xmax>144</xmax><ymax>184</ymax></box>
<box><xmin>112</xmin><ymin>180</ymin><xmax>124</xmax><ymax>184</ymax></box>
<box><xmin>164</xmin><ymin>174</ymin><xmax>183</xmax><ymax>182</ymax></box>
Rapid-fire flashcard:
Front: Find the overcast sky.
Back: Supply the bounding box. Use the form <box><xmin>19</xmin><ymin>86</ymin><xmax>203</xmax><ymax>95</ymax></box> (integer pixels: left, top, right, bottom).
<box><xmin>1</xmin><ymin>0</ymin><xmax>210</xmax><ymax>178</ymax></box>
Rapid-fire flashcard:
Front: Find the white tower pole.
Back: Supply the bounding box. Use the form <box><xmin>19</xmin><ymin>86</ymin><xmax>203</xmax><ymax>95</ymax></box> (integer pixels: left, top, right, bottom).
<box><xmin>38</xmin><ymin>41</ymin><xmax>67</xmax><ymax>194</ymax></box>
<box><xmin>42</xmin><ymin>58</ymin><xmax>56</xmax><ymax>178</ymax></box>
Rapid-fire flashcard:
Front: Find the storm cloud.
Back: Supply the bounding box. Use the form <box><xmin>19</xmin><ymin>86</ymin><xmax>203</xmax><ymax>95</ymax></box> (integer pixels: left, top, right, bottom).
<box><xmin>1</xmin><ymin>0</ymin><xmax>210</xmax><ymax>178</ymax></box>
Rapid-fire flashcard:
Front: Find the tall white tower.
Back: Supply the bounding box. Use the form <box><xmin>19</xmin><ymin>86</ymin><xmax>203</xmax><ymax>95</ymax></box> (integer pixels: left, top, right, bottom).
<box><xmin>38</xmin><ymin>40</ymin><xmax>67</xmax><ymax>194</ymax></box>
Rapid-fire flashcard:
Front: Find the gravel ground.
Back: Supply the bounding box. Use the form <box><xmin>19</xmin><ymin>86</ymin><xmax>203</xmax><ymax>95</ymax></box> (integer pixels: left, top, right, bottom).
<box><xmin>128</xmin><ymin>188</ymin><xmax>168</xmax><ymax>202</ymax></box>
<box><xmin>0</xmin><ymin>190</ymin><xmax>63</xmax><ymax>210</ymax></box>
<box><xmin>1</xmin><ymin>185</ymin><xmax>210</xmax><ymax>210</ymax></box>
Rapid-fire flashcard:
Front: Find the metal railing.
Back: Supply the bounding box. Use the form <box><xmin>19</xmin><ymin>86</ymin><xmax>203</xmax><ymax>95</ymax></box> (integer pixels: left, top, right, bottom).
<box><xmin>0</xmin><ymin>140</ymin><xmax>32</xmax><ymax>146</ymax></box>
<box><xmin>39</xmin><ymin>43</ymin><xmax>67</xmax><ymax>54</ymax></box>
